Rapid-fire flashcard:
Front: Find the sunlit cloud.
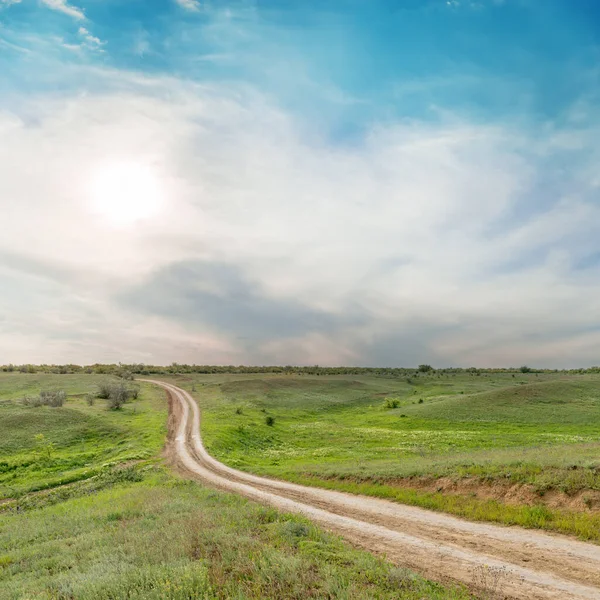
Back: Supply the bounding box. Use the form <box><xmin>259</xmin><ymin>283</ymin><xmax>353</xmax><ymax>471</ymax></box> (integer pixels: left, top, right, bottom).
<box><xmin>40</xmin><ymin>0</ymin><xmax>85</xmax><ymax>20</ymax></box>
<box><xmin>0</xmin><ymin>68</ymin><xmax>599</xmax><ymax>367</ymax></box>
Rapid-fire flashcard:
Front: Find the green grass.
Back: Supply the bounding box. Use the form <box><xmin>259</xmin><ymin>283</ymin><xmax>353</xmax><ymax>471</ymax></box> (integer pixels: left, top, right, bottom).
<box><xmin>0</xmin><ymin>470</ymin><xmax>470</xmax><ymax>600</ymax></box>
<box><xmin>160</xmin><ymin>372</ymin><xmax>600</xmax><ymax>541</ymax></box>
<box><xmin>0</xmin><ymin>374</ymin><xmax>166</xmax><ymax>499</ymax></box>
<box><xmin>0</xmin><ymin>373</ymin><xmax>470</xmax><ymax>600</ymax></box>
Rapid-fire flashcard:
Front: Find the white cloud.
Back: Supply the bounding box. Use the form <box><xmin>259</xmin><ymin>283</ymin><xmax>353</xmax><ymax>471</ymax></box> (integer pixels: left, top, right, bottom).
<box><xmin>78</xmin><ymin>26</ymin><xmax>105</xmax><ymax>50</ymax></box>
<box><xmin>175</xmin><ymin>0</ymin><xmax>200</xmax><ymax>11</ymax></box>
<box><xmin>61</xmin><ymin>41</ymin><xmax>82</xmax><ymax>51</ymax></box>
<box><xmin>0</xmin><ymin>71</ymin><xmax>599</xmax><ymax>366</ymax></box>
<box><xmin>40</xmin><ymin>0</ymin><xmax>85</xmax><ymax>20</ymax></box>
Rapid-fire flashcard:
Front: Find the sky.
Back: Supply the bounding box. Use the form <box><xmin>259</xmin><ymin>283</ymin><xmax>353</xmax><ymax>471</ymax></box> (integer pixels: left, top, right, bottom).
<box><xmin>0</xmin><ymin>0</ymin><xmax>599</xmax><ymax>368</ymax></box>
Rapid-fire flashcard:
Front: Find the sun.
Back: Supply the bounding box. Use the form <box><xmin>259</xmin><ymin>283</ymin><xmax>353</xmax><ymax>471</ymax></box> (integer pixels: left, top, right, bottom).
<box><xmin>88</xmin><ymin>160</ymin><xmax>163</xmax><ymax>225</ymax></box>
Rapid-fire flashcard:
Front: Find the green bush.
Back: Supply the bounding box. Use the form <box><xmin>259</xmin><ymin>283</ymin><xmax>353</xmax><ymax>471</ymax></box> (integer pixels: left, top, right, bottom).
<box><xmin>97</xmin><ymin>381</ymin><xmax>139</xmax><ymax>410</ymax></box>
<box><xmin>39</xmin><ymin>390</ymin><xmax>66</xmax><ymax>407</ymax></box>
<box><xmin>22</xmin><ymin>390</ymin><xmax>66</xmax><ymax>408</ymax></box>
<box><xmin>96</xmin><ymin>382</ymin><xmax>113</xmax><ymax>399</ymax></box>
<box><xmin>384</xmin><ymin>398</ymin><xmax>400</xmax><ymax>409</ymax></box>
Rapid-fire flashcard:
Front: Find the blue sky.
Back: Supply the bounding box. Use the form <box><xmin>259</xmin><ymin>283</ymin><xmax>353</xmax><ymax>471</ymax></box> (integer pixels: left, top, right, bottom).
<box><xmin>0</xmin><ymin>0</ymin><xmax>599</xmax><ymax>366</ymax></box>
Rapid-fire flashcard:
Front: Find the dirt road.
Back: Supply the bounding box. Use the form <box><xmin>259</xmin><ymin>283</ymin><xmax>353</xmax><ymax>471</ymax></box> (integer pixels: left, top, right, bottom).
<box><xmin>146</xmin><ymin>379</ymin><xmax>600</xmax><ymax>600</ymax></box>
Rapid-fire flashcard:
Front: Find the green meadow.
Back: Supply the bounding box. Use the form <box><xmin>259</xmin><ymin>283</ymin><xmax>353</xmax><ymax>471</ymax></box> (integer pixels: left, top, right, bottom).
<box><xmin>163</xmin><ymin>371</ymin><xmax>600</xmax><ymax>541</ymax></box>
<box><xmin>0</xmin><ymin>373</ymin><xmax>166</xmax><ymax>499</ymax></box>
<box><xmin>0</xmin><ymin>372</ymin><xmax>469</xmax><ymax>600</ymax></box>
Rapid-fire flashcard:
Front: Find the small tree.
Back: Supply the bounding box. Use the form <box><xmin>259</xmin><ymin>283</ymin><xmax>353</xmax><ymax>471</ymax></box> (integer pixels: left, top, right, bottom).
<box><xmin>418</xmin><ymin>364</ymin><xmax>433</xmax><ymax>373</ymax></box>
<box><xmin>106</xmin><ymin>382</ymin><xmax>130</xmax><ymax>410</ymax></box>
<box><xmin>519</xmin><ymin>365</ymin><xmax>532</xmax><ymax>373</ymax></box>
<box><xmin>265</xmin><ymin>415</ymin><xmax>275</xmax><ymax>426</ymax></box>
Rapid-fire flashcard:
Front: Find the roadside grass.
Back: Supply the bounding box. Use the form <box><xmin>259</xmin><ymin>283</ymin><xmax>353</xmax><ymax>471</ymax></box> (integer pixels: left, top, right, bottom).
<box><xmin>285</xmin><ymin>474</ymin><xmax>600</xmax><ymax>542</ymax></box>
<box><xmin>0</xmin><ymin>469</ymin><xmax>470</xmax><ymax>600</ymax></box>
<box><xmin>161</xmin><ymin>372</ymin><xmax>600</xmax><ymax>541</ymax></box>
<box><xmin>0</xmin><ymin>373</ymin><xmax>471</xmax><ymax>600</ymax></box>
<box><xmin>0</xmin><ymin>374</ymin><xmax>166</xmax><ymax>499</ymax></box>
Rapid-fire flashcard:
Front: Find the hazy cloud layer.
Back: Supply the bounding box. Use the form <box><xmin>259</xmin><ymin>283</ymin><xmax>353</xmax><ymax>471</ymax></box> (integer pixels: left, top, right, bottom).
<box><xmin>0</xmin><ymin>70</ymin><xmax>599</xmax><ymax>367</ymax></box>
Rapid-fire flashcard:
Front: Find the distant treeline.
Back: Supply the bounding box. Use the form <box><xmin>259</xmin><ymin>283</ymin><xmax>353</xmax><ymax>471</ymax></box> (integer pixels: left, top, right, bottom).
<box><xmin>2</xmin><ymin>363</ymin><xmax>600</xmax><ymax>377</ymax></box>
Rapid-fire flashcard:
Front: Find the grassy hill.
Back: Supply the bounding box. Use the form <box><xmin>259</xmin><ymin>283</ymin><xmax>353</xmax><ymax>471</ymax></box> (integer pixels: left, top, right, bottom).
<box><xmin>0</xmin><ymin>373</ymin><xmax>469</xmax><ymax>600</ymax></box>
<box><xmin>0</xmin><ymin>374</ymin><xmax>166</xmax><ymax>499</ymax></box>
<box><xmin>404</xmin><ymin>378</ymin><xmax>600</xmax><ymax>424</ymax></box>
<box><xmin>164</xmin><ymin>372</ymin><xmax>600</xmax><ymax>541</ymax></box>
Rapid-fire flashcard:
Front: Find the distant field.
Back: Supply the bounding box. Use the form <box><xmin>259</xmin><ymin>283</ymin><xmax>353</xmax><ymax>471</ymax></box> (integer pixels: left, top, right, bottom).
<box><xmin>0</xmin><ymin>373</ymin><xmax>469</xmax><ymax>600</ymax></box>
<box><xmin>161</xmin><ymin>372</ymin><xmax>600</xmax><ymax>541</ymax></box>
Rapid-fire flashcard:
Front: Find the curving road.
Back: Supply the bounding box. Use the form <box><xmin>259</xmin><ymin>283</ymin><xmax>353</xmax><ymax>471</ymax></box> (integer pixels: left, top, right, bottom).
<box><xmin>145</xmin><ymin>379</ymin><xmax>600</xmax><ymax>600</ymax></box>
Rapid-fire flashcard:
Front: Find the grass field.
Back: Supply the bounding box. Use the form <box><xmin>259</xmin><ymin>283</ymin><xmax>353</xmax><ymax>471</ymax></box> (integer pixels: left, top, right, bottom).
<box><xmin>0</xmin><ymin>373</ymin><xmax>166</xmax><ymax>500</ymax></box>
<box><xmin>161</xmin><ymin>371</ymin><xmax>600</xmax><ymax>541</ymax></box>
<box><xmin>0</xmin><ymin>372</ymin><xmax>470</xmax><ymax>600</ymax></box>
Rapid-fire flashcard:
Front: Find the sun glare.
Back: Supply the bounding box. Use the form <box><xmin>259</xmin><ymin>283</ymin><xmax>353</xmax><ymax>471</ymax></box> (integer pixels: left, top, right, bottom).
<box><xmin>89</xmin><ymin>161</ymin><xmax>163</xmax><ymax>225</ymax></box>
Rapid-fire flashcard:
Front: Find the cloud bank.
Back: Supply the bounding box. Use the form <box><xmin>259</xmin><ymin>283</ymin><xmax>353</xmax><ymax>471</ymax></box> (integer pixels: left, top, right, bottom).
<box><xmin>1</xmin><ymin>69</ymin><xmax>599</xmax><ymax>367</ymax></box>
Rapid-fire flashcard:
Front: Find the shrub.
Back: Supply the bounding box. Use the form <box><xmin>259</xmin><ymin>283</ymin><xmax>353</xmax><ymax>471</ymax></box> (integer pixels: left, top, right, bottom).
<box><xmin>39</xmin><ymin>390</ymin><xmax>66</xmax><ymax>407</ymax></box>
<box><xmin>384</xmin><ymin>398</ymin><xmax>400</xmax><ymax>409</ymax></box>
<box><xmin>85</xmin><ymin>393</ymin><xmax>95</xmax><ymax>406</ymax></box>
<box><xmin>97</xmin><ymin>381</ymin><xmax>138</xmax><ymax>410</ymax></box>
<box><xmin>418</xmin><ymin>398</ymin><xmax>424</xmax><ymax>404</ymax></box>
<box><xmin>418</xmin><ymin>364</ymin><xmax>433</xmax><ymax>373</ymax></box>
<box><xmin>22</xmin><ymin>390</ymin><xmax>66</xmax><ymax>407</ymax></box>
<box><xmin>97</xmin><ymin>381</ymin><xmax>113</xmax><ymax>399</ymax></box>
<box><xmin>265</xmin><ymin>415</ymin><xmax>275</xmax><ymax>426</ymax></box>
<box><xmin>235</xmin><ymin>407</ymin><xmax>243</xmax><ymax>415</ymax></box>
<box><xmin>34</xmin><ymin>433</ymin><xmax>55</xmax><ymax>460</ymax></box>
<box><xmin>106</xmin><ymin>382</ymin><xmax>130</xmax><ymax>410</ymax></box>
<box><xmin>21</xmin><ymin>395</ymin><xmax>43</xmax><ymax>407</ymax></box>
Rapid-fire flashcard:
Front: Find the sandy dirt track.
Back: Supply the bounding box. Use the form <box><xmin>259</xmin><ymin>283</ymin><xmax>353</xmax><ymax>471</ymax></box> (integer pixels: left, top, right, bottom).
<box><xmin>144</xmin><ymin>379</ymin><xmax>600</xmax><ymax>600</ymax></box>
